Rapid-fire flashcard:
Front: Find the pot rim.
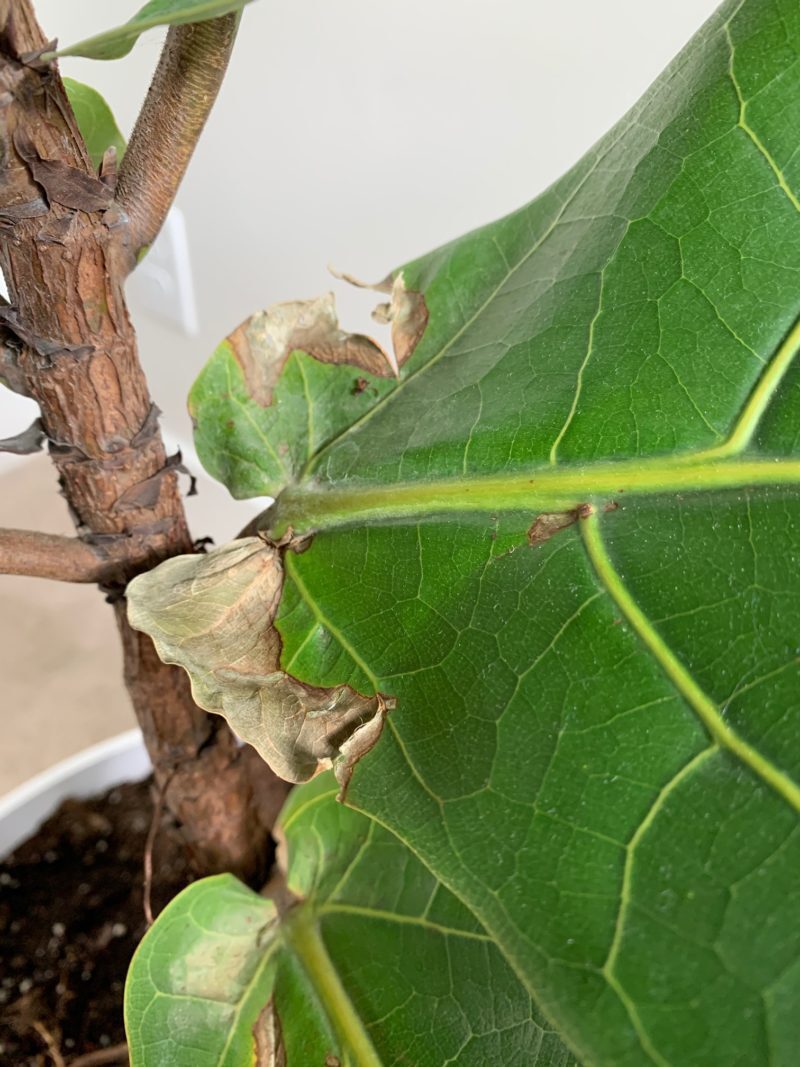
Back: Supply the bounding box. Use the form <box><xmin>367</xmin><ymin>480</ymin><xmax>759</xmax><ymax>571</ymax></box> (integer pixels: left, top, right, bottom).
<box><xmin>0</xmin><ymin>728</ymin><xmax>150</xmax><ymax>858</ymax></box>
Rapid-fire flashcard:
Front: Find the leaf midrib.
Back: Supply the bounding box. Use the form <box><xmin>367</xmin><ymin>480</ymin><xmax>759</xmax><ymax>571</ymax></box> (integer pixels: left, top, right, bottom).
<box><xmin>283</xmin><ymin>910</ymin><xmax>383</xmax><ymax>1067</ymax></box>
<box><xmin>275</xmin><ymin>453</ymin><xmax>800</xmax><ymax>533</ymax></box>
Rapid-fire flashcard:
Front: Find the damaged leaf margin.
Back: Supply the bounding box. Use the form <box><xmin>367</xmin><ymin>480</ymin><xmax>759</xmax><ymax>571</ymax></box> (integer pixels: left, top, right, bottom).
<box><xmin>225</xmin><ymin>292</ymin><xmax>395</xmax><ymax>408</ymax></box>
<box><xmin>223</xmin><ymin>272</ymin><xmax>426</xmax><ymax>402</ymax></box>
<box><xmin>125</xmin><ymin>537</ymin><xmax>393</xmax><ymax>794</ymax></box>
<box><xmin>188</xmin><ymin>275</ymin><xmax>428</xmax><ymax>500</ymax></box>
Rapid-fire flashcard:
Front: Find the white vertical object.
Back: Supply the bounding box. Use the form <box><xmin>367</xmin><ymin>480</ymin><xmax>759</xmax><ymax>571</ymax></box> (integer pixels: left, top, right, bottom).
<box><xmin>126</xmin><ymin>205</ymin><xmax>199</xmax><ymax>336</ymax></box>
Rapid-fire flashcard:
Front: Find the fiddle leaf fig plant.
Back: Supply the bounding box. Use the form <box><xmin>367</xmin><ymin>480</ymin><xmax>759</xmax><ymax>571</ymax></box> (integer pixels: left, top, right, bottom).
<box><xmin>2</xmin><ymin>0</ymin><xmax>799</xmax><ymax>1063</ymax></box>
<box><xmin>126</xmin><ymin>0</ymin><xmax>800</xmax><ymax>1062</ymax></box>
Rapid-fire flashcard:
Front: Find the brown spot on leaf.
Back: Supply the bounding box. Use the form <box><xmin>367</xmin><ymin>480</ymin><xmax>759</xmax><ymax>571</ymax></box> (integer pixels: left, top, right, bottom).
<box><xmin>527</xmin><ymin>508</ymin><xmax>581</xmax><ymax>547</ymax></box>
<box><xmin>126</xmin><ymin>539</ymin><xmax>393</xmax><ymax>788</ymax></box>
<box><xmin>526</xmin><ymin>504</ymin><xmax>594</xmax><ymax>546</ymax></box>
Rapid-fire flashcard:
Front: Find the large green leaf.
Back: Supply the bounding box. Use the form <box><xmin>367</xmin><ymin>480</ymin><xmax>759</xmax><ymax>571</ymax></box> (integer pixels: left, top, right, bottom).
<box><xmin>133</xmin><ymin>0</ymin><xmax>800</xmax><ymax>1062</ymax></box>
<box><xmin>63</xmin><ymin>79</ymin><xmax>126</xmax><ymax>170</ymax></box>
<box><xmin>55</xmin><ymin>0</ymin><xmax>256</xmax><ymax>61</ymax></box>
<box><xmin>125</xmin><ymin>774</ymin><xmax>576</xmax><ymax>1066</ymax></box>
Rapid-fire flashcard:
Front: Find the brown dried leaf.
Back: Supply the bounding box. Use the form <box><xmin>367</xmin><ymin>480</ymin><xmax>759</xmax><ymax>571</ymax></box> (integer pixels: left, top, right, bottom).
<box><xmin>126</xmin><ymin>539</ymin><xmax>390</xmax><ymax>785</ymax></box>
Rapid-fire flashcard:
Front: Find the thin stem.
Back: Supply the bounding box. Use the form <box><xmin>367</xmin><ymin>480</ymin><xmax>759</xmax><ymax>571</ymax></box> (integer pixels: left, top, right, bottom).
<box><xmin>0</xmin><ymin>528</ymin><xmax>124</xmax><ymax>583</ymax></box>
<box><xmin>116</xmin><ymin>14</ymin><xmax>239</xmax><ymax>262</ymax></box>
<box><xmin>68</xmin><ymin>1045</ymin><xmax>129</xmax><ymax>1067</ymax></box>
<box><xmin>142</xmin><ymin>769</ymin><xmax>174</xmax><ymax>926</ymax></box>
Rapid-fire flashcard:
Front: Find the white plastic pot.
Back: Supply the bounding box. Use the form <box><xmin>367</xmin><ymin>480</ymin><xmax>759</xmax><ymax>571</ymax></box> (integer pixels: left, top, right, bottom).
<box><xmin>0</xmin><ymin>729</ymin><xmax>151</xmax><ymax>858</ymax></box>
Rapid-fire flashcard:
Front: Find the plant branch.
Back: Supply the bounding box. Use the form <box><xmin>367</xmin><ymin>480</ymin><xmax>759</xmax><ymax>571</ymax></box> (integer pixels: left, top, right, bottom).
<box><xmin>0</xmin><ymin>528</ymin><xmax>125</xmax><ymax>583</ymax></box>
<box><xmin>116</xmin><ymin>14</ymin><xmax>239</xmax><ymax>261</ymax></box>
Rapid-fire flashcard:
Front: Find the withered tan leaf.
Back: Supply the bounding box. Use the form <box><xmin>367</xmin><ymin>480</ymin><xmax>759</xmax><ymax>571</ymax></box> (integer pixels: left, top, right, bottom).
<box><xmin>126</xmin><ymin>538</ymin><xmax>389</xmax><ymax>785</ymax></box>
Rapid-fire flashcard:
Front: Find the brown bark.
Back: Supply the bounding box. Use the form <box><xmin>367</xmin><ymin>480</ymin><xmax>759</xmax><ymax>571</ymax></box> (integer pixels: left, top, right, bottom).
<box><xmin>0</xmin><ymin>2</ymin><xmax>284</xmax><ymax>882</ymax></box>
<box><xmin>116</xmin><ymin>606</ymin><xmax>289</xmax><ymax>878</ymax></box>
<box><xmin>0</xmin><ymin>527</ymin><xmax>124</xmax><ymax>582</ymax></box>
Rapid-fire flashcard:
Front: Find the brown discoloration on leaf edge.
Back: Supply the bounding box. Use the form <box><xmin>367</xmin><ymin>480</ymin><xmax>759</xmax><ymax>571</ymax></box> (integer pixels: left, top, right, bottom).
<box><xmin>227</xmin><ymin>293</ymin><xmax>394</xmax><ymax>409</ymax></box>
<box><xmin>331</xmin><ymin>267</ymin><xmax>429</xmax><ymax>374</ymax></box>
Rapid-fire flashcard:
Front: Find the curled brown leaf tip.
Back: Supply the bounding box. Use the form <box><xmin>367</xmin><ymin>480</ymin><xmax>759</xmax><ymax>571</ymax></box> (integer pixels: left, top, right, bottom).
<box><xmin>334</xmin><ymin>694</ymin><xmax>393</xmax><ymax>802</ymax></box>
<box><xmin>330</xmin><ymin>267</ymin><xmax>429</xmax><ymax>374</ymax></box>
<box><xmin>126</xmin><ymin>539</ymin><xmax>394</xmax><ymax>787</ymax></box>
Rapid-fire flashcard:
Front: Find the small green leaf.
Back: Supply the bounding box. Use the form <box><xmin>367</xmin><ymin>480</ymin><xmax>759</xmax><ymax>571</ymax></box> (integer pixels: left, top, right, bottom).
<box><xmin>63</xmin><ymin>79</ymin><xmax>126</xmax><ymax>170</ymax></box>
<box><xmin>124</xmin><ymin>875</ymin><xmax>278</xmax><ymax>1067</ymax></box>
<box><xmin>126</xmin><ymin>775</ymin><xmax>578</xmax><ymax>1065</ymax></box>
<box><xmin>55</xmin><ymin>0</ymin><xmax>257</xmax><ymax>61</ymax></box>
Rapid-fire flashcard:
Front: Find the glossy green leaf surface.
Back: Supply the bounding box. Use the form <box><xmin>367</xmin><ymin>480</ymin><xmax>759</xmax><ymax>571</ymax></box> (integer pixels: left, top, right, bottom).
<box><xmin>55</xmin><ymin>0</ymin><xmax>256</xmax><ymax>61</ymax></box>
<box><xmin>63</xmin><ymin>79</ymin><xmax>126</xmax><ymax>169</ymax></box>
<box><xmin>182</xmin><ymin>0</ymin><xmax>800</xmax><ymax>1063</ymax></box>
<box><xmin>126</xmin><ymin>775</ymin><xmax>575</xmax><ymax>1066</ymax></box>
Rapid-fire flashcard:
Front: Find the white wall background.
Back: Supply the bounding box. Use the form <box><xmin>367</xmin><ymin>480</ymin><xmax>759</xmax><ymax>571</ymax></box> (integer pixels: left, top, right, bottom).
<box><xmin>4</xmin><ymin>0</ymin><xmax>720</xmax><ymax>541</ymax></box>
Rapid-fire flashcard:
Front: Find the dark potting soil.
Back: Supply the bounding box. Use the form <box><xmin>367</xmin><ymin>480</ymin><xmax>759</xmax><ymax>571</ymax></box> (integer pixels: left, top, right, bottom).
<box><xmin>0</xmin><ymin>777</ymin><xmax>194</xmax><ymax>1065</ymax></box>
